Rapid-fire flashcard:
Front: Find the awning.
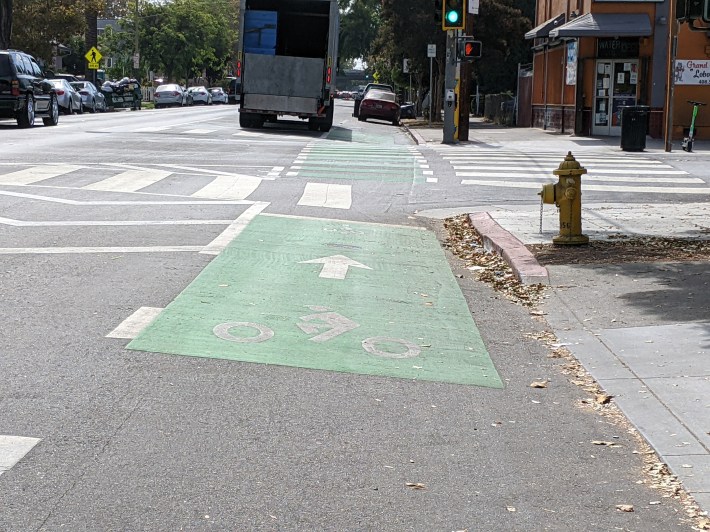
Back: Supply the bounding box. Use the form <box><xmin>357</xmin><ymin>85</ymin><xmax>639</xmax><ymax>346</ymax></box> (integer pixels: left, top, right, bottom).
<box><xmin>549</xmin><ymin>13</ymin><xmax>652</xmax><ymax>39</ymax></box>
<box><xmin>525</xmin><ymin>13</ymin><xmax>566</xmax><ymax>40</ymax></box>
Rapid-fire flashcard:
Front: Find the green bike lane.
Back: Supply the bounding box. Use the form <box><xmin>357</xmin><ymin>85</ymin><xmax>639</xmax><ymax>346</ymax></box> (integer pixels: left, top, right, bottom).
<box><xmin>128</xmin><ymin>214</ymin><xmax>502</xmax><ymax>388</ymax></box>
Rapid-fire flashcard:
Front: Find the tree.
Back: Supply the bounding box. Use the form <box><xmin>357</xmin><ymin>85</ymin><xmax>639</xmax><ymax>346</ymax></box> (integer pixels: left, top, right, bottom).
<box><xmin>0</xmin><ymin>0</ymin><xmax>11</xmax><ymax>49</ymax></box>
<box><xmin>339</xmin><ymin>0</ymin><xmax>380</xmax><ymax>63</ymax></box>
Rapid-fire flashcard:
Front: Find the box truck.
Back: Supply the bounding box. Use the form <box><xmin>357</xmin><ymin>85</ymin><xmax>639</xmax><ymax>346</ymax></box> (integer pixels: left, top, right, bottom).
<box><xmin>235</xmin><ymin>0</ymin><xmax>339</xmax><ymax>131</ymax></box>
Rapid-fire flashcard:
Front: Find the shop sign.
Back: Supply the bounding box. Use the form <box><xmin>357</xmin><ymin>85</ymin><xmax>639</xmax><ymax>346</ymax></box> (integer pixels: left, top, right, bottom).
<box><xmin>597</xmin><ymin>38</ymin><xmax>639</xmax><ymax>60</ymax></box>
<box><xmin>674</xmin><ymin>59</ymin><xmax>710</xmax><ymax>85</ymax></box>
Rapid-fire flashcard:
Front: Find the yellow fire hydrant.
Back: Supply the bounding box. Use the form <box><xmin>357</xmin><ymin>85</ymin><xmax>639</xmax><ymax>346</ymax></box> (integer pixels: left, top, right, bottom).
<box><xmin>539</xmin><ymin>151</ymin><xmax>589</xmax><ymax>245</ymax></box>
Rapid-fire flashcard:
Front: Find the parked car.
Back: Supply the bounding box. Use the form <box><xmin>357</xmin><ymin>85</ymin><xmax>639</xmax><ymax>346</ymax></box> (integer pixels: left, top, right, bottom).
<box><xmin>400</xmin><ymin>101</ymin><xmax>416</xmax><ymax>119</ymax></box>
<box><xmin>0</xmin><ymin>49</ymin><xmax>59</xmax><ymax>128</ymax></box>
<box><xmin>49</xmin><ymin>79</ymin><xmax>82</xmax><ymax>114</ymax></box>
<box><xmin>357</xmin><ymin>89</ymin><xmax>400</xmax><ymax>125</ymax></box>
<box><xmin>50</xmin><ymin>73</ymin><xmax>80</xmax><ymax>83</ymax></box>
<box><xmin>70</xmin><ymin>81</ymin><xmax>106</xmax><ymax>113</ymax></box>
<box><xmin>353</xmin><ymin>83</ymin><xmax>395</xmax><ymax>118</ymax></box>
<box><xmin>154</xmin><ymin>83</ymin><xmax>190</xmax><ymax>108</ymax></box>
<box><xmin>226</xmin><ymin>77</ymin><xmax>240</xmax><ymax>104</ymax></box>
<box><xmin>208</xmin><ymin>87</ymin><xmax>227</xmax><ymax>104</ymax></box>
<box><xmin>188</xmin><ymin>86</ymin><xmax>212</xmax><ymax>105</ymax></box>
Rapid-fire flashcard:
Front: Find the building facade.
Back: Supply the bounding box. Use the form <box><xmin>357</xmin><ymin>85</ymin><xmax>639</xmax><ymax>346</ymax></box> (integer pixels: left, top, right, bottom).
<box><xmin>525</xmin><ymin>1</ymin><xmax>710</xmax><ymax>139</ymax></box>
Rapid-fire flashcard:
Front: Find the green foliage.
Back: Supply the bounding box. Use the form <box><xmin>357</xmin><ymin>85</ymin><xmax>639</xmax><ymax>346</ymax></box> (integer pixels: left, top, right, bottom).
<box><xmin>339</xmin><ymin>0</ymin><xmax>380</xmax><ymax>62</ymax></box>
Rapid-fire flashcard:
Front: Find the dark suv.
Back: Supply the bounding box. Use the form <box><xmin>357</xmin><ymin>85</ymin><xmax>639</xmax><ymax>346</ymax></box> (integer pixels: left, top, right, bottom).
<box><xmin>0</xmin><ymin>49</ymin><xmax>59</xmax><ymax>128</ymax></box>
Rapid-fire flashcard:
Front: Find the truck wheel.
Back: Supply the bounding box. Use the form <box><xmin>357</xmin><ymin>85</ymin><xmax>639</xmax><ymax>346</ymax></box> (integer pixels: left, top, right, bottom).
<box><xmin>307</xmin><ymin>119</ymin><xmax>319</xmax><ymax>131</ymax></box>
<box><xmin>17</xmin><ymin>95</ymin><xmax>35</xmax><ymax>128</ymax></box>
<box><xmin>42</xmin><ymin>95</ymin><xmax>59</xmax><ymax>126</ymax></box>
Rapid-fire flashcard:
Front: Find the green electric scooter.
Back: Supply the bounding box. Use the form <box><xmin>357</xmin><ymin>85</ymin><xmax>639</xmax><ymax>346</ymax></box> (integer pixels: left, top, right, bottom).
<box><xmin>681</xmin><ymin>100</ymin><xmax>706</xmax><ymax>152</ymax></box>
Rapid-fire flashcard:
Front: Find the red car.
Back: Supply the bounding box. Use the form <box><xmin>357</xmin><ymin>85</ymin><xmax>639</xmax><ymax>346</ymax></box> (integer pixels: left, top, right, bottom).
<box><xmin>357</xmin><ymin>89</ymin><xmax>400</xmax><ymax>125</ymax></box>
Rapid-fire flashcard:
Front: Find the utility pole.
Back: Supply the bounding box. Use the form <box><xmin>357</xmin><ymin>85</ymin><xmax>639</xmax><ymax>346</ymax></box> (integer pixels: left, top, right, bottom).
<box><xmin>458</xmin><ymin>12</ymin><xmax>475</xmax><ymax>141</ymax></box>
<box><xmin>664</xmin><ymin>0</ymin><xmax>678</xmax><ymax>152</ymax></box>
<box><xmin>134</xmin><ymin>0</ymin><xmax>140</xmax><ymax>80</ymax></box>
<box><xmin>443</xmin><ymin>30</ymin><xmax>457</xmax><ymax>144</ymax></box>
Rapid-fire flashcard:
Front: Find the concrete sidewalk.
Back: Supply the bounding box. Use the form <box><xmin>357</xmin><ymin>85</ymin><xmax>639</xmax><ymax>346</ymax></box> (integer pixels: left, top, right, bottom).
<box><xmin>407</xmin><ymin>119</ymin><xmax>710</xmax><ymax>515</ymax></box>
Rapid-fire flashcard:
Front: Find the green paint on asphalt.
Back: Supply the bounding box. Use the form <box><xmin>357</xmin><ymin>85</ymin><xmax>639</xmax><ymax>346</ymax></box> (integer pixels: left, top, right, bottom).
<box><xmin>296</xmin><ymin>146</ymin><xmax>423</xmax><ymax>182</ymax></box>
<box><xmin>128</xmin><ymin>215</ymin><xmax>502</xmax><ymax>388</ymax></box>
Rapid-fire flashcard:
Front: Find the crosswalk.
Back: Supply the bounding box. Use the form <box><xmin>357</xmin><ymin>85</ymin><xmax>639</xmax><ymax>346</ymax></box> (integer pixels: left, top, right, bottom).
<box><xmin>0</xmin><ymin>435</ymin><xmax>41</xmax><ymax>477</ymax></box>
<box><xmin>285</xmin><ymin>143</ymin><xmax>430</xmax><ymax>182</ymax></box>
<box><xmin>430</xmin><ymin>147</ymin><xmax>709</xmax><ymax>195</ymax></box>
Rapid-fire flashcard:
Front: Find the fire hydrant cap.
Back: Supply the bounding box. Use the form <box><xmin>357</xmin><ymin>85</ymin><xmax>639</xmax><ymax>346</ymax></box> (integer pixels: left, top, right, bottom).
<box><xmin>553</xmin><ymin>151</ymin><xmax>587</xmax><ymax>176</ymax></box>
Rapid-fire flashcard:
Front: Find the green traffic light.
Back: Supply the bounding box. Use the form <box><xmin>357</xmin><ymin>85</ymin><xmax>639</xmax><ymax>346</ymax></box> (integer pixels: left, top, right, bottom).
<box><xmin>446</xmin><ymin>10</ymin><xmax>459</xmax><ymax>23</ymax></box>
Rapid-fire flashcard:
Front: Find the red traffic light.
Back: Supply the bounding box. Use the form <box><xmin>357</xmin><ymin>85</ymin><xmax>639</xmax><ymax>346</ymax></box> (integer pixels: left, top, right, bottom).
<box><xmin>458</xmin><ymin>38</ymin><xmax>482</xmax><ymax>60</ymax></box>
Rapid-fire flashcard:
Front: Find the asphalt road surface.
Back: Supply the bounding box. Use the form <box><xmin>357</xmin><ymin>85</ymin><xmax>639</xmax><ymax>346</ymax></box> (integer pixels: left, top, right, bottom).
<box><xmin>0</xmin><ymin>101</ymin><xmax>696</xmax><ymax>530</ymax></box>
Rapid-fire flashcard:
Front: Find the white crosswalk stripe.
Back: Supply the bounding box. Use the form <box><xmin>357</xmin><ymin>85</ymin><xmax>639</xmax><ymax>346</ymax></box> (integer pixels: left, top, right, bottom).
<box><xmin>432</xmin><ymin>148</ymin><xmax>705</xmax><ymax>194</ymax></box>
<box><xmin>0</xmin><ymin>165</ymin><xmax>83</xmax><ymax>185</ymax></box>
<box><xmin>0</xmin><ymin>435</ymin><xmax>41</xmax><ymax>476</ymax></box>
<box><xmin>298</xmin><ymin>183</ymin><xmax>352</xmax><ymax>209</ymax></box>
<box><xmin>83</xmin><ymin>169</ymin><xmax>173</xmax><ymax>192</ymax></box>
<box><xmin>191</xmin><ymin>175</ymin><xmax>263</xmax><ymax>200</ymax></box>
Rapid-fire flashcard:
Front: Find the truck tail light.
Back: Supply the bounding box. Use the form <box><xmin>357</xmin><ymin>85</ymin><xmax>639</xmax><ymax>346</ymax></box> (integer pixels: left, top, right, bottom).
<box><xmin>236</xmin><ymin>60</ymin><xmax>242</xmax><ymax>78</ymax></box>
<box><xmin>326</xmin><ymin>67</ymin><xmax>332</xmax><ymax>84</ymax></box>
<box><xmin>11</xmin><ymin>80</ymin><xmax>19</xmax><ymax>96</ymax></box>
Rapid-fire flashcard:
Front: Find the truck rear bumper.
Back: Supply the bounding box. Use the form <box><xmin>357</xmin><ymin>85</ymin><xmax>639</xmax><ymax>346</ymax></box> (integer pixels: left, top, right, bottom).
<box><xmin>242</xmin><ymin>94</ymin><xmax>319</xmax><ymax>116</ymax></box>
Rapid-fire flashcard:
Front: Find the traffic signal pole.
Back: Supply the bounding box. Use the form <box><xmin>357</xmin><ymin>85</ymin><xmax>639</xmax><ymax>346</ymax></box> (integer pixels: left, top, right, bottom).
<box><xmin>443</xmin><ymin>30</ymin><xmax>457</xmax><ymax>144</ymax></box>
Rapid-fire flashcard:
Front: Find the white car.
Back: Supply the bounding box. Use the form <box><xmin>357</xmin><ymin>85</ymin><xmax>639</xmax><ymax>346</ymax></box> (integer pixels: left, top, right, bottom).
<box><xmin>188</xmin><ymin>86</ymin><xmax>212</xmax><ymax>105</ymax></box>
<box><xmin>208</xmin><ymin>87</ymin><xmax>227</xmax><ymax>104</ymax></box>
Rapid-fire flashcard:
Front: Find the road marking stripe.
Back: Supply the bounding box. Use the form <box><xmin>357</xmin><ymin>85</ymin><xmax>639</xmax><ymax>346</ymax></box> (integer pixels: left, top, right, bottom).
<box><xmin>0</xmin><ymin>190</ymin><xmax>255</xmax><ymax>205</ymax></box>
<box><xmin>451</xmin><ymin>163</ymin><xmax>676</xmax><ymax>170</ymax></box>
<box><xmin>423</xmin><ymin>170</ymin><xmax>434</xmax><ymax>175</ymax></box>
<box><xmin>201</xmin><ymin>202</ymin><xmax>269</xmax><ymax>255</ymax></box>
<box><xmin>107</xmin><ymin>307</ymin><xmax>164</xmax><ymax>339</ymax></box>
<box><xmin>135</xmin><ymin>126</ymin><xmax>172</xmax><ymax>132</ymax></box>
<box><xmin>460</xmin><ymin>179</ymin><xmax>710</xmax><ymax>194</ymax></box>
<box><xmin>443</xmin><ymin>156</ymin><xmax>661</xmax><ymax>163</ymax></box>
<box><xmin>427</xmin><ymin>177</ymin><xmax>438</xmax><ymax>183</ymax></box>
<box><xmin>83</xmin><ymin>169</ymin><xmax>173</xmax><ymax>192</ymax></box>
<box><xmin>261</xmin><ymin>211</ymin><xmax>427</xmax><ymax>229</ymax></box>
<box><xmin>267</xmin><ymin>166</ymin><xmax>284</xmax><ymax>177</ymax></box>
<box><xmin>0</xmin><ymin>165</ymin><xmax>83</xmax><ymax>185</ymax></box>
<box><xmin>0</xmin><ymin>217</ymin><xmax>234</xmax><ymax>227</ymax></box>
<box><xmin>457</xmin><ymin>174</ymin><xmax>701</xmax><ymax>184</ymax></box>
<box><xmin>0</xmin><ymin>435</ymin><xmax>41</xmax><ymax>475</ymax></box>
<box><xmin>286</xmin><ymin>171</ymin><xmax>299</xmax><ymax>176</ymax></box>
<box><xmin>0</xmin><ymin>246</ymin><xmax>205</xmax><ymax>254</ymax></box>
<box><xmin>192</xmin><ymin>175</ymin><xmax>263</xmax><ymax>200</ymax></box>
<box><xmin>457</xmin><ymin>169</ymin><xmax>689</xmax><ymax>177</ymax></box>
<box><xmin>184</xmin><ymin>128</ymin><xmax>215</xmax><ymax>134</ymax></box>
<box><xmin>297</xmin><ymin>183</ymin><xmax>352</xmax><ymax>210</ymax></box>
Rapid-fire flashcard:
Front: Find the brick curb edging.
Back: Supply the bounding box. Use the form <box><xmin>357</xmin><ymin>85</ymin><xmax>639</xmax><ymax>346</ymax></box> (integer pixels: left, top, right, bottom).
<box><xmin>468</xmin><ymin>212</ymin><xmax>549</xmax><ymax>285</ymax></box>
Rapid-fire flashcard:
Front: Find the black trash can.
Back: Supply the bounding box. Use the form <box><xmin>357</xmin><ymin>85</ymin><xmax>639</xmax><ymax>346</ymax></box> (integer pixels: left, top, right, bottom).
<box><xmin>620</xmin><ymin>105</ymin><xmax>650</xmax><ymax>152</ymax></box>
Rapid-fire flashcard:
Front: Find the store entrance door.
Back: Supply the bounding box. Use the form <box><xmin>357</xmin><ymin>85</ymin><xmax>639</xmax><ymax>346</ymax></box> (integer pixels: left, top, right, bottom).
<box><xmin>593</xmin><ymin>60</ymin><xmax>639</xmax><ymax>136</ymax></box>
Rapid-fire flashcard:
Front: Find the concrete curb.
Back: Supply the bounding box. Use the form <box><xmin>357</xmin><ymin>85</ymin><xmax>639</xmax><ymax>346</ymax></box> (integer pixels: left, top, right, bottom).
<box><xmin>469</xmin><ymin>212</ymin><xmax>549</xmax><ymax>285</ymax></box>
<box><xmin>401</xmin><ymin>124</ymin><xmax>425</xmax><ymax>145</ymax></box>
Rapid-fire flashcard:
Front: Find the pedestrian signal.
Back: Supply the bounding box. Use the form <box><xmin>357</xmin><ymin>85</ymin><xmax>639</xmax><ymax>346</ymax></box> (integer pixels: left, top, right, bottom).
<box><xmin>458</xmin><ymin>38</ymin><xmax>482</xmax><ymax>61</ymax></box>
<box><xmin>442</xmin><ymin>0</ymin><xmax>465</xmax><ymax>30</ymax></box>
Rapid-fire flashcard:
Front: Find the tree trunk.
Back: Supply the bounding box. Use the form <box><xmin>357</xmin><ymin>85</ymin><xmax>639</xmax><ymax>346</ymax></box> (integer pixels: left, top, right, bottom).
<box><xmin>0</xmin><ymin>0</ymin><xmax>12</xmax><ymax>49</ymax></box>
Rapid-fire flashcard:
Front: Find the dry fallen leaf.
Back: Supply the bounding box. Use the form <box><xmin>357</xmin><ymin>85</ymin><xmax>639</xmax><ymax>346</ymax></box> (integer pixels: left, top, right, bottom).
<box><xmin>698</xmin><ymin>517</ymin><xmax>710</xmax><ymax>530</ymax></box>
<box><xmin>592</xmin><ymin>440</ymin><xmax>615</xmax><ymax>446</ymax></box>
<box><xmin>616</xmin><ymin>504</ymin><xmax>634</xmax><ymax>512</ymax></box>
<box><xmin>405</xmin><ymin>482</ymin><xmax>426</xmax><ymax>490</ymax></box>
<box><xmin>595</xmin><ymin>394</ymin><xmax>612</xmax><ymax>404</ymax></box>
<box><xmin>530</xmin><ymin>380</ymin><xmax>548</xmax><ymax>388</ymax></box>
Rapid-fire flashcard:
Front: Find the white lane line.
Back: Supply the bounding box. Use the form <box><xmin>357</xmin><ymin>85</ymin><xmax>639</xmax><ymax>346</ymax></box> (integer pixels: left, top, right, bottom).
<box><xmin>233</xmin><ymin>131</ymin><xmax>263</xmax><ymax>137</ymax></box>
<box><xmin>0</xmin><ymin>165</ymin><xmax>83</xmax><ymax>185</ymax></box>
<box><xmin>457</xmin><ymin>170</ymin><xmax>690</xmax><ymax>178</ymax></box>
<box><xmin>0</xmin><ymin>217</ymin><xmax>233</xmax><ymax>227</ymax></box>
<box><xmin>183</xmin><ymin>129</ymin><xmax>215</xmax><ymax>134</ymax></box>
<box><xmin>457</xmin><ymin>173</ymin><xmax>702</xmax><ymax>184</ymax></box>
<box><xmin>267</xmin><ymin>166</ymin><xmax>284</xmax><ymax>177</ymax></box>
<box><xmin>0</xmin><ymin>435</ymin><xmax>41</xmax><ymax>475</ymax></box>
<box><xmin>107</xmin><ymin>307</ymin><xmax>164</xmax><ymax>339</ymax></box>
<box><xmin>451</xmin><ymin>163</ymin><xmax>677</xmax><ymax>170</ymax></box>
<box><xmin>192</xmin><ymin>175</ymin><xmax>263</xmax><ymax>200</ymax></box>
<box><xmin>0</xmin><ymin>190</ymin><xmax>254</xmax><ymax>205</ymax></box>
<box><xmin>201</xmin><ymin>202</ymin><xmax>269</xmax><ymax>255</ymax></box>
<box><xmin>427</xmin><ymin>177</ymin><xmax>438</xmax><ymax>183</ymax></box>
<box><xmin>423</xmin><ymin>170</ymin><xmax>434</xmax><ymax>175</ymax></box>
<box><xmin>297</xmin><ymin>183</ymin><xmax>352</xmax><ymax>210</ymax></box>
<box><xmin>286</xmin><ymin>171</ymin><xmax>299</xmax><ymax>176</ymax></box>
<box><xmin>444</xmin><ymin>157</ymin><xmax>663</xmax><ymax>164</ymax></box>
<box><xmin>135</xmin><ymin>126</ymin><xmax>172</xmax><ymax>132</ymax></box>
<box><xmin>460</xmin><ymin>179</ymin><xmax>710</xmax><ymax>194</ymax></box>
<box><xmin>83</xmin><ymin>169</ymin><xmax>173</xmax><ymax>192</ymax></box>
<box><xmin>0</xmin><ymin>246</ymin><xmax>204</xmax><ymax>254</ymax></box>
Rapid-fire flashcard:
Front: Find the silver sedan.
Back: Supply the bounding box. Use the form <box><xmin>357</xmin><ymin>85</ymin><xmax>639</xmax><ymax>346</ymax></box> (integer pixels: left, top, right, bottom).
<box><xmin>49</xmin><ymin>79</ymin><xmax>83</xmax><ymax>115</ymax></box>
<box><xmin>70</xmin><ymin>81</ymin><xmax>106</xmax><ymax>113</ymax></box>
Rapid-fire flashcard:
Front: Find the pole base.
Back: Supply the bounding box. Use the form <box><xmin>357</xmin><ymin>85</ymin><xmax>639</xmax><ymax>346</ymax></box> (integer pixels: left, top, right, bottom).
<box><xmin>553</xmin><ymin>234</ymin><xmax>589</xmax><ymax>246</ymax></box>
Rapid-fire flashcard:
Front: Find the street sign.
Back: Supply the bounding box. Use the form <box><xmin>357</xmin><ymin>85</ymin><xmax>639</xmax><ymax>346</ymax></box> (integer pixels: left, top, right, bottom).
<box><xmin>88</xmin><ymin>62</ymin><xmax>100</xmax><ymax>70</ymax></box>
<box><xmin>85</xmin><ymin>46</ymin><xmax>102</xmax><ymax>64</ymax></box>
<box><xmin>403</xmin><ymin>58</ymin><xmax>410</xmax><ymax>73</ymax></box>
<box><xmin>132</xmin><ymin>53</ymin><xmax>140</xmax><ymax>69</ymax></box>
<box><xmin>427</xmin><ymin>44</ymin><xmax>436</xmax><ymax>58</ymax></box>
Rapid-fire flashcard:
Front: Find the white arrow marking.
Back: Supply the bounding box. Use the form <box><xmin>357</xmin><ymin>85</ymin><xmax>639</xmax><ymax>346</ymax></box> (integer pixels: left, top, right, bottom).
<box><xmin>299</xmin><ymin>255</ymin><xmax>372</xmax><ymax>280</ymax></box>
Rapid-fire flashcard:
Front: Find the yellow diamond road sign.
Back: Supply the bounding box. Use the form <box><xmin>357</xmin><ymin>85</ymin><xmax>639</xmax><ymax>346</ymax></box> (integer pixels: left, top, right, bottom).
<box><xmin>85</xmin><ymin>47</ymin><xmax>102</xmax><ymax>64</ymax></box>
